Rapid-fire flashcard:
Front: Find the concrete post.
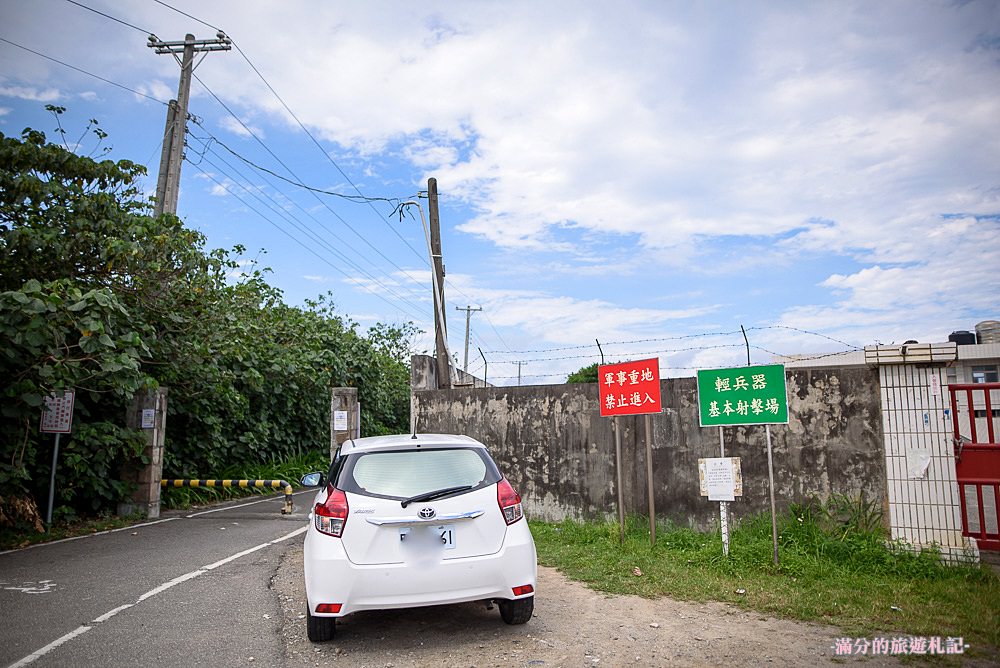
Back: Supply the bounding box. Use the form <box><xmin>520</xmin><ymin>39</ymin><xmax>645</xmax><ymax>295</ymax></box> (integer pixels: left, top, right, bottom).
<box><xmin>330</xmin><ymin>387</ymin><xmax>359</xmax><ymax>461</ymax></box>
<box><xmin>118</xmin><ymin>387</ymin><xmax>167</xmax><ymax>518</ymax></box>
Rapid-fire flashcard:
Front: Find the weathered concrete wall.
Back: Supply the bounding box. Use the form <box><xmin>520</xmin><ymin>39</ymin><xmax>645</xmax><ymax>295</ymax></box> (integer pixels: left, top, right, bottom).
<box><xmin>412</xmin><ymin>366</ymin><xmax>885</xmax><ymax>530</ymax></box>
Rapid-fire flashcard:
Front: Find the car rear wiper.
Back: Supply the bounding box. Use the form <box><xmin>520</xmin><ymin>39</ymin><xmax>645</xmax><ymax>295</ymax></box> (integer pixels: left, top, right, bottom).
<box><xmin>400</xmin><ymin>485</ymin><xmax>473</xmax><ymax>508</ymax></box>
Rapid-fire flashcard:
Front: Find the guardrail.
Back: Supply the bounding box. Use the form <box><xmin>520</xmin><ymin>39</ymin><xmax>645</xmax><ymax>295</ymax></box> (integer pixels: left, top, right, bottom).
<box><xmin>160</xmin><ymin>479</ymin><xmax>294</xmax><ymax>514</ymax></box>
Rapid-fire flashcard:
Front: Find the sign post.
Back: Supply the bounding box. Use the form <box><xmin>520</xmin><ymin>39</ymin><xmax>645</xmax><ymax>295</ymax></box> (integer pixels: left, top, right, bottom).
<box><xmin>40</xmin><ymin>390</ymin><xmax>75</xmax><ymax>529</ymax></box>
<box><xmin>696</xmin><ymin>364</ymin><xmax>787</xmax><ymax>561</ymax></box>
<box><xmin>599</xmin><ymin>358</ymin><xmax>662</xmax><ymax>545</ymax></box>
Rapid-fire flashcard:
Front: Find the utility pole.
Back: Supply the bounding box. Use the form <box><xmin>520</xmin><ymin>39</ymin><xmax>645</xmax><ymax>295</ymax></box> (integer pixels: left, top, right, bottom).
<box><xmin>427</xmin><ymin>178</ymin><xmax>451</xmax><ymax>388</ymax></box>
<box><xmin>455</xmin><ymin>305</ymin><xmax>482</xmax><ymax>373</ymax></box>
<box><xmin>148</xmin><ymin>32</ymin><xmax>231</xmax><ymax>216</ymax></box>
<box><xmin>515</xmin><ymin>361</ymin><xmax>526</xmax><ymax>386</ymax></box>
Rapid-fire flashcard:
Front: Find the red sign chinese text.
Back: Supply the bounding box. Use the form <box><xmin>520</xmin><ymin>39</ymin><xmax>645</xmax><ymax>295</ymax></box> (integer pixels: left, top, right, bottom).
<box><xmin>598</xmin><ymin>358</ymin><xmax>662</xmax><ymax>417</ymax></box>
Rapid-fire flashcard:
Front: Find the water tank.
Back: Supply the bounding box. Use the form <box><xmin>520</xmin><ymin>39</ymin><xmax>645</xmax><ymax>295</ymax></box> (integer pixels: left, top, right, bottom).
<box><xmin>949</xmin><ymin>330</ymin><xmax>976</xmax><ymax>345</ymax></box>
<box><xmin>976</xmin><ymin>320</ymin><xmax>1000</xmax><ymax>344</ymax></box>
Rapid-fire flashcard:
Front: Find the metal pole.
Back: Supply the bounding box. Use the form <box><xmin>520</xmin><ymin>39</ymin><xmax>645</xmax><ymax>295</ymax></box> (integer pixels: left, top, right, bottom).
<box><xmin>46</xmin><ymin>433</ymin><xmax>60</xmax><ymax>528</ymax></box>
<box><xmin>766</xmin><ymin>424</ymin><xmax>779</xmax><ymax>565</ymax></box>
<box><xmin>478</xmin><ymin>347</ymin><xmax>487</xmax><ymax>388</ymax></box>
<box><xmin>645</xmin><ymin>413</ymin><xmax>656</xmax><ymax>546</ymax></box>
<box><xmin>615</xmin><ymin>416</ymin><xmax>626</xmax><ymax>545</ymax></box>
<box><xmin>719</xmin><ymin>426</ymin><xmax>729</xmax><ymax>557</ymax></box>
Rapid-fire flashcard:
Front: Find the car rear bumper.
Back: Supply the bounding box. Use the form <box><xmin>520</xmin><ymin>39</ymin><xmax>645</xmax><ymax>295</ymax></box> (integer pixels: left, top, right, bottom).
<box><xmin>304</xmin><ymin>523</ymin><xmax>537</xmax><ymax>617</ymax></box>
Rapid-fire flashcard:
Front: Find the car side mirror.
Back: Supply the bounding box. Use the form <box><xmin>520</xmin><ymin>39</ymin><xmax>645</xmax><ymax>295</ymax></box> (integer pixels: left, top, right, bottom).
<box><xmin>300</xmin><ymin>472</ymin><xmax>325</xmax><ymax>487</ymax></box>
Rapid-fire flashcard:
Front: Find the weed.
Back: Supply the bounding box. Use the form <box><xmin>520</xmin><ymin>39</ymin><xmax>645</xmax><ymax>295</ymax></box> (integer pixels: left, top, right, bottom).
<box><xmin>531</xmin><ymin>505</ymin><xmax>1000</xmax><ymax>657</ymax></box>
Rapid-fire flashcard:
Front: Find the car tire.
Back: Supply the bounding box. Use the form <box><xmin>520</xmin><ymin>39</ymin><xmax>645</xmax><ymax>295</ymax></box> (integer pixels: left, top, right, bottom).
<box><xmin>498</xmin><ymin>596</ymin><xmax>534</xmax><ymax>624</ymax></box>
<box><xmin>306</xmin><ymin>607</ymin><xmax>336</xmax><ymax>642</ymax></box>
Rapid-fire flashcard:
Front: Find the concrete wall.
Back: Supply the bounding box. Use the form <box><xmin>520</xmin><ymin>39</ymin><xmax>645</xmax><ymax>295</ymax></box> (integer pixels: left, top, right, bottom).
<box><xmin>412</xmin><ymin>362</ymin><xmax>885</xmax><ymax>530</ymax></box>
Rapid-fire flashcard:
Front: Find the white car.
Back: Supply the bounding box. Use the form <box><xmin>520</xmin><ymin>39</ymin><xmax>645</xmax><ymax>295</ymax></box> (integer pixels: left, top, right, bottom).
<box><xmin>300</xmin><ymin>433</ymin><xmax>537</xmax><ymax>641</ymax></box>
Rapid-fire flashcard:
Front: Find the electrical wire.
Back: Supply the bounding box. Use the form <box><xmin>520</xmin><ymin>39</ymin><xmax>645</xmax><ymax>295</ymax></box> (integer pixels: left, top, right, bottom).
<box><xmin>190</xmin><ymin>72</ymin><xmax>439</xmax><ymax>305</ymax></box>
<box><xmin>187</xmin><ymin>161</ymin><xmax>428</xmax><ymax>321</ymax></box>
<box><xmin>186</xmin><ymin>124</ymin><xmax>429</xmax><ymax>310</ymax></box>
<box><xmin>0</xmin><ymin>37</ymin><xmax>168</xmax><ymax>106</ymax></box>
<box><xmin>148</xmin><ymin>0</ymin><xmax>430</xmax><ymax>266</ymax></box>
<box><xmin>185</xmin><ymin>132</ymin><xmax>429</xmax><ymax>319</ymax></box>
<box><xmin>64</xmin><ymin>0</ymin><xmax>152</xmax><ymax>34</ymax></box>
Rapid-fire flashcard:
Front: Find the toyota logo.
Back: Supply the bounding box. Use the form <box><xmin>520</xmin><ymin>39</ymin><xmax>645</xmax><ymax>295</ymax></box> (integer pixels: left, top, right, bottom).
<box><xmin>418</xmin><ymin>507</ymin><xmax>436</xmax><ymax>520</ymax></box>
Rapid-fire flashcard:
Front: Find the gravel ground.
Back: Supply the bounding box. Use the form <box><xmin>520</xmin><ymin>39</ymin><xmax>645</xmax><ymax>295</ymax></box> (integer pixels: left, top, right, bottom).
<box><xmin>271</xmin><ymin>544</ymin><xmax>933</xmax><ymax>667</ymax></box>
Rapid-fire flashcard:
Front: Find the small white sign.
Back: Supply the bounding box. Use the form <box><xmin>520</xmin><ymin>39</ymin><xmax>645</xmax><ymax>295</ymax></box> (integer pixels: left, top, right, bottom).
<box><xmin>699</xmin><ymin>457</ymin><xmax>743</xmax><ymax>501</ymax></box>
<box><xmin>333</xmin><ymin>410</ymin><xmax>348</xmax><ymax>431</ymax></box>
<box><xmin>40</xmin><ymin>391</ymin><xmax>75</xmax><ymax>434</ymax></box>
<box><xmin>141</xmin><ymin>409</ymin><xmax>156</xmax><ymax>429</ymax></box>
<box><xmin>929</xmin><ymin>375</ymin><xmax>940</xmax><ymax>398</ymax></box>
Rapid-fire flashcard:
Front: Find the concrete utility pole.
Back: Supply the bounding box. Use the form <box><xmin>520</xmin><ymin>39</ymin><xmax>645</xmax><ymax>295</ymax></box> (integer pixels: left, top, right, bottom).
<box><xmin>148</xmin><ymin>32</ymin><xmax>231</xmax><ymax>216</ymax></box>
<box><xmin>455</xmin><ymin>305</ymin><xmax>482</xmax><ymax>373</ymax></box>
<box><xmin>427</xmin><ymin>178</ymin><xmax>451</xmax><ymax>388</ymax></box>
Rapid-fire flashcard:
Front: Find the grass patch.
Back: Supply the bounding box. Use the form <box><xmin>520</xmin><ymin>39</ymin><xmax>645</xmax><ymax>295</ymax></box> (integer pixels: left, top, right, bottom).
<box><xmin>530</xmin><ymin>503</ymin><xmax>1000</xmax><ymax>657</ymax></box>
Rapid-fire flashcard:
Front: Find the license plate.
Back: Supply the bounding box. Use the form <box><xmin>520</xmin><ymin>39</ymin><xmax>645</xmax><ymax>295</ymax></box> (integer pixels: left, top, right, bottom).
<box><xmin>398</xmin><ymin>524</ymin><xmax>456</xmax><ymax>549</ymax></box>
<box><xmin>437</xmin><ymin>524</ymin><xmax>456</xmax><ymax>549</ymax></box>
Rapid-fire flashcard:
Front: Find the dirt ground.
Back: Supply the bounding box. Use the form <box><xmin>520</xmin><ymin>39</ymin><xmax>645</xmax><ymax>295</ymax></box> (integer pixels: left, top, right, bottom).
<box><xmin>272</xmin><ymin>544</ymin><xmax>939</xmax><ymax>667</ymax></box>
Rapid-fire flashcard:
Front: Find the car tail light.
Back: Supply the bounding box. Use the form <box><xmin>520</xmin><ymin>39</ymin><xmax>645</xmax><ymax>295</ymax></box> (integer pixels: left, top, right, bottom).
<box><xmin>497</xmin><ymin>478</ymin><xmax>523</xmax><ymax>525</ymax></box>
<box><xmin>512</xmin><ymin>585</ymin><xmax>534</xmax><ymax>596</ymax></box>
<box><xmin>314</xmin><ymin>485</ymin><xmax>348</xmax><ymax>537</ymax></box>
<box><xmin>316</xmin><ymin>603</ymin><xmax>342</xmax><ymax>613</ymax></box>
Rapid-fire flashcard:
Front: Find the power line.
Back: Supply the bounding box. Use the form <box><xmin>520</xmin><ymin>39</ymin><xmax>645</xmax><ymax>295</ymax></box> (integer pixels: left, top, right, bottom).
<box><xmin>199</xmin><ymin>130</ymin><xmax>402</xmax><ymax>206</ymax></box>
<box><xmin>186</xmin><ymin>121</ymin><xmax>429</xmax><ymax>310</ymax></box>
<box><xmin>64</xmin><ymin>0</ymin><xmax>152</xmax><ymax>35</ymax></box>
<box><xmin>187</xmin><ymin>161</ymin><xmax>427</xmax><ymax>321</ymax></box>
<box><xmin>149</xmin><ymin>0</ymin><xmax>430</xmax><ymax>267</ymax></box>
<box><xmin>189</xmin><ymin>72</ymin><xmax>437</xmax><ymax>304</ymax></box>
<box><xmin>185</xmin><ymin>132</ymin><xmax>428</xmax><ymax>319</ymax></box>
<box><xmin>0</xmin><ymin>37</ymin><xmax>168</xmax><ymax>106</ymax></box>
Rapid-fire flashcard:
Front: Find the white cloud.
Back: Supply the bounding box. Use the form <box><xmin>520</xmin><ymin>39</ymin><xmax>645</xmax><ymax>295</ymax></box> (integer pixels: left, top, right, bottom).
<box><xmin>0</xmin><ymin>107</ymin><xmax>11</xmax><ymax>116</ymax></box>
<box><xmin>220</xmin><ymin>114</ymin><xmax>262</xmax><ymax>139</ymax></box>
<box><xmin>134</xmin><ymin>80</ymin><xmax>173</xmax><ymax>104</ymax></box>
<box><xmin>0</xmin><ymin>85</ymin><xmax>60</xmax><ymax>102</ymax></box>
<box><xmin>3</xmin><ymin>0</ymin><xmax>996</xmax><ymax>375</ymax></box>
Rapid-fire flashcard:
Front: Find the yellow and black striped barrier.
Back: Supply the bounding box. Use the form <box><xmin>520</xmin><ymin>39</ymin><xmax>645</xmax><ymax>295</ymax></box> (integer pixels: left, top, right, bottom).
<box><xmin>161</xmin><ymin>479</ymin><xmax>295</xmax><ymax>514</ymax></box>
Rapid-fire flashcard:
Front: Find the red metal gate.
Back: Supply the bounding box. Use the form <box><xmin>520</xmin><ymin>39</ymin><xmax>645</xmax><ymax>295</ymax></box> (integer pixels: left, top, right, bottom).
<box><xmin>950</xmin><ymin>383</ymin><xmax>1000</xmax><ymax>552</ymax></box>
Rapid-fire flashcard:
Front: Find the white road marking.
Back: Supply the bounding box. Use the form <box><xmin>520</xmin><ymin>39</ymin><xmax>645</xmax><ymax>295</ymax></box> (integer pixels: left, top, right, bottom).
<box><xmin>6</xmin><ymin>526</ymin><xmax>307</xmax><ymax>667</ymax></box>
<box><xmin>7</xmin><ymin>626</ymin><xmax>91</xmax><ymax>668</ymax></box>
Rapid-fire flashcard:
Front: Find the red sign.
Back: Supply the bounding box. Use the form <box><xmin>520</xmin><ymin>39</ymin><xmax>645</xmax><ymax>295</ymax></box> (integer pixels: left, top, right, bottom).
<box><xmin>599</xmin><ymin>358</ymin><xmax>662</xmax><ymax>417</ymax></box>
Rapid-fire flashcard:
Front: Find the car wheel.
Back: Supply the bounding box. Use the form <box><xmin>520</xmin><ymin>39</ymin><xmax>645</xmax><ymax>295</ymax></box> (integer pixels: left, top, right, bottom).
<box><xmin>306</xmin><ymin>607</ymin><xmax>336</xmax><ymax>641</ymax></box>
<box><xmin>497</xmin><ymin>596</ymin><xmax>534</xmax><ymax>624</ymax></box>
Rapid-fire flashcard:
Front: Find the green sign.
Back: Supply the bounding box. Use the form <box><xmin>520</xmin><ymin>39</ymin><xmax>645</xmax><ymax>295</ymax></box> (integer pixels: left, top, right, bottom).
<box><xmin>696</xmin><ymin>364</ymin><xmax>788</xmax><ymax>426</ymax></box>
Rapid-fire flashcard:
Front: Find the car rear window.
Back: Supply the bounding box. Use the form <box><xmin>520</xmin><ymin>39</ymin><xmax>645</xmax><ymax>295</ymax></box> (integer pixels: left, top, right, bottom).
<box><xmin>336</xmin><ymin>447</ymin><xmax>501</xmax><ymax>499</ymax></box>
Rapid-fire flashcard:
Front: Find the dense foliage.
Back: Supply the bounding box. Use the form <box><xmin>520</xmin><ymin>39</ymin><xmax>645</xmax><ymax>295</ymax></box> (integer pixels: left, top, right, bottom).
<box><xmin>0</xmin><ymin>124</ymin><xmax>415</xmax><ymax>527</ymax></box>
<box><xmin>566</xmin><ymin>362</ymin><xmax>599</xmax><ymax>383</ymax></box>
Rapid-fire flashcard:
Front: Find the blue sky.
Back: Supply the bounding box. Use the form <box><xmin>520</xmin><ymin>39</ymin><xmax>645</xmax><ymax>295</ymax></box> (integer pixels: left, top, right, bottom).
<box><xmin>2</xmin><ymin>0</ymin><xmax>998</xmax><ymax>385</ymax></box>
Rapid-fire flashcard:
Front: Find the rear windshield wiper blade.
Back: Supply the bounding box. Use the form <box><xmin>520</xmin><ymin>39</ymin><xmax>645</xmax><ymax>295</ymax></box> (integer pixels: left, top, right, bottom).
<box><xmin>401</xmin><ymin>485</ymin><xmax>473</xmax><ymax>508</ymax></box>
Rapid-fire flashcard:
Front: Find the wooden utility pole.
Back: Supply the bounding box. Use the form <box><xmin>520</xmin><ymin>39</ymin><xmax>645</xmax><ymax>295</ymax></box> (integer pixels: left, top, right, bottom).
<box><xmin>455</xmin><ymin>305</ymin><xmax>482</xmax><ymax>373</ymax></box>
<box><xmin>427</xmin><ymin>178</ymin><xmax>451</xmax><ymax>388</ymax></box>
<box><xmin>148</xmin><ymin>32</ymin><xmax>231</xmax><ymax>216</ymax></box>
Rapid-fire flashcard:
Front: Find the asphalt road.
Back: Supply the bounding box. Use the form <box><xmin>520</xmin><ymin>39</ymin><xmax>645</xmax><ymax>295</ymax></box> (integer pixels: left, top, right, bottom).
<box><xmin>0</xmin><ymin>491</ymin><xmax>315</xmax><ymax>668</ymax></box>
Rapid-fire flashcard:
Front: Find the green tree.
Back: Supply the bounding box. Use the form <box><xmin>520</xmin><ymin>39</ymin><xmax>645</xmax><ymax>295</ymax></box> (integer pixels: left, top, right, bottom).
<box><xmin>1</xmin><ymin>122</ymin><xmax>416</xmax><ymax>524</ymax></box>
<box><xmin>566</xmin><ymin>362</ymin><xmax>600</xmax><ymax>384</ymax></box>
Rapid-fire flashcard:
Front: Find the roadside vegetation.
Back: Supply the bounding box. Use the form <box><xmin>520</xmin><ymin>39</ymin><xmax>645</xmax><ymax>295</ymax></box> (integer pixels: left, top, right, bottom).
<box><xmin>530</xmin><ymin>497</ymin><xmax>1000</xmax><ymax>657</ymax></box>
<box><xmin>0</xmin><ymin>111</ymin><xmax>416</xmax><ymax>535</ymax></box>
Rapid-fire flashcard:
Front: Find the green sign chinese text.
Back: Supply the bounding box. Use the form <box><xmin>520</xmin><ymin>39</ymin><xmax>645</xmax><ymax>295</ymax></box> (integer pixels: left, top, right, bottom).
<box><xmin>696</xmin><ymin>364</ymin><xmax>788</xmax><ymax>426</ymax></box>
